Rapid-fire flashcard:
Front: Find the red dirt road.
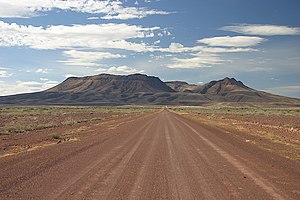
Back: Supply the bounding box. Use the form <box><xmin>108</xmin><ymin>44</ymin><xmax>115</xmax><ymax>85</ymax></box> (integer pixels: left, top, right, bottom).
<box><xmin>0</xmin><ymin>110</ymin><xmax>299</xmax><ymax>199</ymax></box>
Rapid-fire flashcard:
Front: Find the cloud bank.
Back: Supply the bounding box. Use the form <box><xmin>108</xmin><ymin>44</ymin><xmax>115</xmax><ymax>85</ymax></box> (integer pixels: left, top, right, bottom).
<box><xmin>0</xmin><ymin>21</ymin><xmax>158</xmax><ymax>52</ymax></box>
<box><xmin>0</xmin><ymin>70</ymin><xmax>13</xmax><ymax>77</ymax></box>
<box><xmin>198</xmin><ymin>36</ymin><xmax>266</xmax><ymax>47</ymax></box>
<box><xmin>0</xmin><ymin>0</ymin><xmax>172</xmax><ymax>19</ymax></box>
<box><xmin>167</xmin><ymin>53</ymin><xmax>228</xmax><ymax>69</ymax></box>
<box><xmin>0</xmin><ymin>80</ymin><xmax>59</xmax><ymax>95</ymax></box>
<box><xmin>0</xmin><ymin>21</ymin><xmax>273</xmax><ymax>71</ymax></box>
<box><xmin>96</xmin><ymin>66</ymin><xmax>144</xmax><ymax>74</ymax></box>
<box><xmin>222</xmin><ymin>24</ymin><xmax>300</xmax><ymax>36</ymax></box>
<box><xmin>60</xmin><ymin>50</ymin><xmax>125</xmax><ymax>67</ymax></box>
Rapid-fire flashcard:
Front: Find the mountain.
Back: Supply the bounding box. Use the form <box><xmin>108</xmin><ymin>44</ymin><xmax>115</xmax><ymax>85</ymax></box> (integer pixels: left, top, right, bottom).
<box><xmin>47</xmin><ymin>74</ymin><xmax>175</xmax><ymax>94</ymax></box>
<box><xmin>169</xmin><ymin>77</ymin><xmax>299</xmax><ymax>103</ymax></box>
<box><xmin>194</xmin><ymin>77</ymin><xmax>298</xmax><ymax>103</ymax></box>
<box><xmin>0</xmin><ymin>74</ymin><xmax>177</xmax><ymax>105</ymax></box>
<box><xmin>0</xmin><ymin>74</ymin><xmax>299</xmax><ymax>105</ymax></box>
<box><xmin>193</xmin><ymin>77</ymin><xmax>251</xmax><ymax>94</ymax></box>
<box><xmin>165</xmin><ymin>81</ymin><xmax>199</xmax><ymax>93</ymax></box>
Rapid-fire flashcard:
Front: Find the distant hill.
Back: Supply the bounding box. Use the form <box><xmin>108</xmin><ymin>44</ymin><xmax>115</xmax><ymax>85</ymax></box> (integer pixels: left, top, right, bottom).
<box><xmin>47</xmin><ymin>74</ymin><xmax>175</xmax><ymax>94</ymax></box>
<box><xmin>0</xmin><ymin>74</ymin><xmax>299</xmax><ymax>105</ymax></box>
<box><xmin>167</xmin><ymin>77</ymin><xmax>299</xmax><ymax>103</ymax></box>
<box><xmin>193</xmin><ymin>77</ymin><xmax>251</xmax><ymax>94</ymax></box>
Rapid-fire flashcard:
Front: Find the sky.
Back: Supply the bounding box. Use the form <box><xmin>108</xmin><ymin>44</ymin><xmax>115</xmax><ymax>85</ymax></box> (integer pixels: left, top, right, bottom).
<box><xmin>0</xmin><ymin>0</ymin><xmax>300</xmax><ymax>98</ymax></box>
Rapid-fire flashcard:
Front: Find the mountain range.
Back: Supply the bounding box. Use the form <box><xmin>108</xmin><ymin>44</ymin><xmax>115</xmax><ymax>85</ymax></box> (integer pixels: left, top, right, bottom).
<box><xmin>0</xmin><ymin>74</ymin><xmax>299</xmax><ymax>106</ymax></box>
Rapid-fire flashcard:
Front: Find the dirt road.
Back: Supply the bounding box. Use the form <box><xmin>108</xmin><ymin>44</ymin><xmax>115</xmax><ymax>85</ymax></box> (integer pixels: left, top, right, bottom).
<box><xmin>0</xmin><ymin>109</ymin><xmax>299</xmax><ymax>199</ymax></box>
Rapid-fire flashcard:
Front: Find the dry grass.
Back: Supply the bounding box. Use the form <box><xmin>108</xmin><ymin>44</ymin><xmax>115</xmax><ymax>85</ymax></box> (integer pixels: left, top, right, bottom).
<box><xmin>173</xmin><ymin>105</ymin><xmax>300</xmax><ymax>160</ymax></box>
<box><xmin>0</xmin><ymin>106</ymin><xmax>157</xmax><ymax>135</ymax></box>
<box><xmin>170</xmin><ymin>106</ymin><xmax>300</xmax><ymax>116</ymax></box>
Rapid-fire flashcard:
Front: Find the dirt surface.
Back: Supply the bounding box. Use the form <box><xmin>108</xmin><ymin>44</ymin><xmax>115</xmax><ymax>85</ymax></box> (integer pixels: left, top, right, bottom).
<box><xmin>0</xmin><ymin>109</ymin><xmax>299</xmax><ymax>199</ymax></box>
<box><xmin>0</xmin><ymin>107</ymin><xmax>153</xmax><ymax>157</ymax></box>
<box><xmin>179</xmin><ymin>112</ymin><xmax>300</xmax><ymax>160</ymax></box>
<box><xmin>210</xmin><ymin>114</ymin><xmax>300</xmax><ymax>141</ymax></box>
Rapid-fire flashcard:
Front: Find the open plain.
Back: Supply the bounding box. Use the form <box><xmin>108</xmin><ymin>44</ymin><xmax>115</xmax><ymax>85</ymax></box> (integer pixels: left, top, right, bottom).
<box><xmin>0</xmin><ymin>106</ymin><xmax>299</xmax><ymax>199</ymax></box>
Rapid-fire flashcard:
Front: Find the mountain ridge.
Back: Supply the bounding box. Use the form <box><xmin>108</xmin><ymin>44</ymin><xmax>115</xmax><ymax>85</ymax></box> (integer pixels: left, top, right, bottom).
<box><xmin>47</xmin><ymin>74</ymin><xmax>175</xmax><ymax>94</ymax></box>
<box><xmin>0</xmin><ymin>74</ymin><xmax>299</xmax><ymax>105</ymax></box>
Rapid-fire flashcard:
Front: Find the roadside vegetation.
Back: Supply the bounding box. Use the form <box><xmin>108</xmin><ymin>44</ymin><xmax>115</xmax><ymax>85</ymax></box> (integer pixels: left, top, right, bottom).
<box><xmin>171</xmin><ymin>105</ymin><xmax>300</xmax><ymax>160</ymax></box>
<box><xmin>0</xmin><ymin>106</ymin><xmax>157</xmax><ymax>158</ymax></box>
<box><xmin>51</xmin><ymin>134</ymin><xmax>62</xmax><ymax>140</ymax></box>
<box><xmin>171</xmin><ymin>106</ymin><xmax>300</xmax><ymax>116</ymax></box>
<box><xmin>0</xmin><ymin>106</ymin><xmax>157</xmax><ymax>135</ymax></box>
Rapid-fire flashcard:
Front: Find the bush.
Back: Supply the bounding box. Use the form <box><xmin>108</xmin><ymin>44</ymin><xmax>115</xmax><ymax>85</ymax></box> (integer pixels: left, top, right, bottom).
<box><xmin>51</xmin><ymin>134</ymin><xmax>61</xmax><ymax>140</ymax></box>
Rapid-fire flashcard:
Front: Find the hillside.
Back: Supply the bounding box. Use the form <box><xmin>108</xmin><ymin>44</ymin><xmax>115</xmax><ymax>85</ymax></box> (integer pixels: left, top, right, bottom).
<box><xmin>165</xmin><ymin>81</ymin><xmax>199</xmax><ymax>93</ymax></box>
<box><xmin>0</xmin><ymin>74</ymin><xmax>299</xmax><ymax>105</ymax></box>
<box><xmin>193</xmin><ymin>77</ymin><xmax>251</xmax><ymax>94</ymax></box>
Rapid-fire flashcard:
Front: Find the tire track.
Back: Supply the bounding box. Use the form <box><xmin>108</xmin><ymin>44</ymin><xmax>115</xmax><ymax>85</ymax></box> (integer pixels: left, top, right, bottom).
<box><xmin>49</xmin><ymin>116</ymin><xmax>157</xmax><ymax>199</ymax></box>
<box><xmin>174</xmin><ymin>115</ymin><xmax>288</xmax><ymax>200</ymax></box>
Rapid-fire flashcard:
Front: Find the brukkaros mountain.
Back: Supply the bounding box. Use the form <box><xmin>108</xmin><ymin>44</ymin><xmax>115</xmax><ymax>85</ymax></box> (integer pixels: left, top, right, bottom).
<box><xmin>47</xmin><ymin>74</ymin><xmax>174</xmax><ymax>94</ymax></box>
<box><xmin>0</xmin><ymin>74</ymin><xmax>299</xmax><ymax>105</ymax></box>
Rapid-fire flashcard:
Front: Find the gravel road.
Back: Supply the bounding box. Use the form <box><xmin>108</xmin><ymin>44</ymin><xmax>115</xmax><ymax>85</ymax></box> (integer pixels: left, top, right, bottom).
<box><xmin>0</xmin><ymin>109</ymin><xmax>299</xmax><ymax>199</ymax></box>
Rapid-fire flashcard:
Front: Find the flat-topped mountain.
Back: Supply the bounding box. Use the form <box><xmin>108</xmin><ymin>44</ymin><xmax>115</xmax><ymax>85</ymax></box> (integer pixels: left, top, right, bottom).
<box><xmin>0</xmin><ymin>74</ymin><xmax>299</xmax><ymax>105</ymax></box>
<box><xmin>47</xmin><ymin>74</ymin><xmax>175</xmax><ymax>94</ymax></box>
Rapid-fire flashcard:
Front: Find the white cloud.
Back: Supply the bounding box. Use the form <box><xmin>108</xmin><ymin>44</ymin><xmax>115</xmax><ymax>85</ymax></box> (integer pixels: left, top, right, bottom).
<box><xmin>87</xmin><ymin>17</ymin><xmax>99</xmax><ymax>20</ymax></box>
<box><xmin>63</xmin><ymin>50</ymin><xmax>125</xmax><ymax>60</ymax></box>
<box><xmin>266</xmin><ymin>85</ymin><xmax>300</xmax><ymax>97</ymax></box>
<box><xmin>145</xmin><ymin>0</ymin><xmax>161</xmax><ymax>2</ymax></box>
<box><xmin>40</xmin><ymin>78</ymin><xmax>49</xmax><ymax>81</ymax></box>
<box><xmin>0</xmin><ymin>21</ymin><xmax>159</xmax><ymax>52</ymax></box>
<box><xmin>64</xmin><ymin>74</ymin><xmax>79</xmax><ymax>78</ymax></box>
<box><xmin>284</xmin><ymin>85</ymin><xmax>300</xmax><ymax>90</ymax></box>
<box><xmin>158</xmin><ymin>40</ymin><xmax>259</xmax><ymax>69</ymax></box>
<box><xmin>59</xmin><ymin>50</ymin><xmax>125</xmax><ymax>67</ymax></box>
<box><xmin>268</xmin><ymin>85</ymin><xmax>300</xmax><ymax>92</ymax></box>
<box><xmin>153</xmin><ymin>40</ymin><xmax>160</xmax><ymax>45</ymax></box>
<box><xmin>0</xmin><ymin>70</ymin><xmax>12</xmax><ymax>77</ymax></box>
<box><xmin>222</xmin><ymin>24</ymin><xmax>300</xmax><ymax>36</ymax></box>
<box><xmin>167</xmin><ymin>43</ymin><xmax>187</xmax><ymax>53</ymax></box>
<box><xmin>195</xmin><ymin>46</ymin><xmax>259</xmax><ymax>53</ymax></box>
<box><xmin>270</xmin><ymin>77</ymin><xmax>280</xmax><ymax>81</ymax></box>
<box><xmin>0</xmin><ymin>0</ymin><xmax>172</xmax><ymax>20</ymax></box>
<box><xmin>16</xmin><ymin>80</ymin><xmax>58</xmax><ymax>89</ymax></box>
<box><xmin>0</xmin><ymin>80</ymin><xmax>59</xmax><ymax>96</ymax></box>
<box><xmin>159</xmin><ymin>42</ymin><xmax>259</xmax><ymax>53</ymax></box>
<box><xmin>16</xmin><ymin>81</ymin><xmax>45</xmax><ymax>88</ymax></box>
<box><xmin>100</xmin><ymin>2</ymin><xmax>172</xmax><ymax>20</ymax></box>
<box><xmin>0</xmin><ymin>67</ymin><xmax>10</xmax><ymax>70</ymax></box>
<box><xmin>96</xmin><ymin>66</ymin><xmax>144</xmax><ymax>75</ymax></box>
<box><xmin>167</xmin><ymin>53</ymin><xmax>228</xmax><ymax>69</ymax></box>
<box><xmin>243</xmin><ymin>67</ymin><xmax>273</xmax><ymax>72</ymax></box>
<box><xmin>150</xmin><ymin>54</ymin><xmax>165</xmax><ymax>60</ymax></box>
<box><xmin>197</xmin><ymin>36</ymin><xmax>266</xmax><ymax>47</ymax></box>
<box><xmin>0</xmin><ymin>21</ymin><xmax>261</xmax><ymax>56</ymax></box>
<box><xmin>36</xmin><ymin>68</ymin><xmax>49</xmax><ymax>74</ymax></box>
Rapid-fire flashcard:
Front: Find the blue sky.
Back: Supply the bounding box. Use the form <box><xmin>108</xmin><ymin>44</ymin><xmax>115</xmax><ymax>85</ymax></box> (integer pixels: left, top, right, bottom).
<box><xmin>0</xmin><ymin>0</ymin><xmax>300</xmax><ymax>98</ymax></box>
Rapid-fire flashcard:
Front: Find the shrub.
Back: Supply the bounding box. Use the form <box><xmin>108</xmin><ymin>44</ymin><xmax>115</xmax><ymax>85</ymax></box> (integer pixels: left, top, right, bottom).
<box><xmin>52</xmin><ymin>134</ymin><xmax>61</xmax><ymax>140</ymax></box>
